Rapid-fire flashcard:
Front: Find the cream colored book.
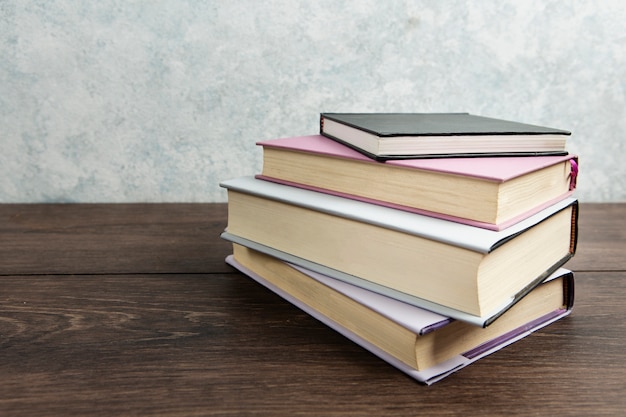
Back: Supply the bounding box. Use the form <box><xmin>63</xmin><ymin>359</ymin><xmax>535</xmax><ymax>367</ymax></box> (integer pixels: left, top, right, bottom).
<box><xmin>220</xmin><ymin>176</ymin><xmax>578</xmax><ymax>326</ymax></box>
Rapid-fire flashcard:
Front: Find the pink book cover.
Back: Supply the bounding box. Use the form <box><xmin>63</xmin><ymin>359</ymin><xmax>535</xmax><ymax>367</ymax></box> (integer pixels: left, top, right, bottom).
<box><xmin>256</xmin><ymin>135</ymin><xmax>578</xmax><ymax>231</ymax></box>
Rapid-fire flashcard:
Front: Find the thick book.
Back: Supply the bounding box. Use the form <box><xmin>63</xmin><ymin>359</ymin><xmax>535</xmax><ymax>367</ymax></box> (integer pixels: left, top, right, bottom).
<box><xmin>320</xmin><ymin>113</ymin><xmax>571</xmax><ymax>160</ymax></box>
<box><xmin>226</xmin><ymin>247</ymin><xmax>575</xmax><ymax>385</ymax></box>
<box><xmin>256</xmin><ymin>135</ymin><xmax>578</xmax><ymax>230</ymax></box>
<box><xmin>220</xmin><ymin>176</ymin><xmax>578</xmax><ymax>326</ymax></box>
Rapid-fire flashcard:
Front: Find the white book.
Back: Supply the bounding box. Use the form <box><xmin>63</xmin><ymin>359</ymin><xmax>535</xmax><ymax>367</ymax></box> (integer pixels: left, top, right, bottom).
<box><xmin>220</xmin><ymin>176</ymin><xmax>578</xmax><ymax>326</ymax></box>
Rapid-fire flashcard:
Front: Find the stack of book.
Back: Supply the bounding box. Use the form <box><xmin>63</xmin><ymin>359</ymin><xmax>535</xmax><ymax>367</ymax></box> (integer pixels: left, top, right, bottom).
<box><xmin>221</xmin><ymin>113</ymin><xmax>579</xmax><ymax>385</ymax></box>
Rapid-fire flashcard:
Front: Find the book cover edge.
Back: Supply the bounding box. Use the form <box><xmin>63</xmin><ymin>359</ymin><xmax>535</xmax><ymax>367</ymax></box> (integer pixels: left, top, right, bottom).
<box><xmin>220</xmin><ymin>176</ymin><xmax>577</xmax><ymax>254</ymax></box>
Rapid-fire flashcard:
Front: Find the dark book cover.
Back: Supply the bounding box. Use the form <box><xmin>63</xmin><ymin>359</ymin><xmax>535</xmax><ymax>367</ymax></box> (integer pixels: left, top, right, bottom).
<box><xmin>321</xmin><ymin>113</ymin><xmax>571</xmax><ymax>137</ymax></box>
<box><xmin>320</xmin><ymin>113</ymin><xmax>571</xmax><ymax>160</ymax></box>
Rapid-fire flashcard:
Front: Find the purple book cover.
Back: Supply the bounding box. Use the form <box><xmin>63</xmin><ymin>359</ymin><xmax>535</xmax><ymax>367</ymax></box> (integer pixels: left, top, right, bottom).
<box><xmin>226</xmin><ymin>255</ymin><xmax>573</xmax><ymax>385</ymax></box>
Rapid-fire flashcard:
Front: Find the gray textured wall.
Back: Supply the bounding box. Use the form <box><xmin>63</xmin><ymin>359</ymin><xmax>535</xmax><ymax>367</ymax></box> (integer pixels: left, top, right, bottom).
<box><xmin>1</xmin><ymin>1</ymin><xmax>625</xmax><ymax>203</ymax></box>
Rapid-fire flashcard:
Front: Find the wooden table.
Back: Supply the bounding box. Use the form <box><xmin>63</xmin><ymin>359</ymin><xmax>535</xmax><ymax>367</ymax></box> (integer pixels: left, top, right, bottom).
<box><xmin>1</xmin><ymin>203</ymin><xmax>625</xmax><ymax>416</ymax></box>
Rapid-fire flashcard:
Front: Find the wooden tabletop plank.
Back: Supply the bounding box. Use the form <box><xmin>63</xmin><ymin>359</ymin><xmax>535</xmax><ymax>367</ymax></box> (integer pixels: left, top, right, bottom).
<box><xmin>566</xmin><ymin>203</ymin><xmax>626</xmax><ymax>271</ymax></box>
<box><xmin>0</xmin><ymin>270</ymin><xmax>624</xmax><ymax>416</ymax></box>
<box><xmin>0</xmin><ymin>203</ymin><xmax>231</xmax><ymax>275</ymax></box>
<box><xmin>1</xmin><ymin>203</ymin><xmax>624</xmax><ymax>277</ymax></box>
<box><xmin>0</xmin><ymin>202</ymin><xmax>624</xmax><ymax>416</ymax></box>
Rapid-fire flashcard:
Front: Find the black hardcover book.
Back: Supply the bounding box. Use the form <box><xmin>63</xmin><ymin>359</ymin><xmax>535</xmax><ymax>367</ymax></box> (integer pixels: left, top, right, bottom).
<box><xmin>320</xmin><ymin>113</ymin><xmax>571</xmax><ymax>161</ymax></box>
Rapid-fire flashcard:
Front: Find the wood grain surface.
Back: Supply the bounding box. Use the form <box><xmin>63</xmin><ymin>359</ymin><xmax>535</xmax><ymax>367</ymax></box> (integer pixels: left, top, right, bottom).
<box><xmin>0</xmin><ymin>203</ymin><xmax>624</xmax><ymax>416</ymax></box>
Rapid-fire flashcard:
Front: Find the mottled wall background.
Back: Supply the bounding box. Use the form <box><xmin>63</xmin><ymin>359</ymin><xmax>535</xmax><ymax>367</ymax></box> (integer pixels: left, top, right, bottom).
<box><xmin>1</xmin><ymin>0</ymin><xmax>624</xmax><ymax>203</ymax></box>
